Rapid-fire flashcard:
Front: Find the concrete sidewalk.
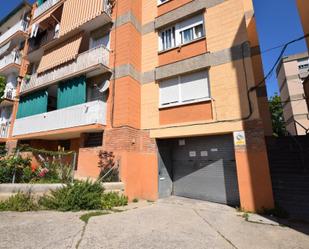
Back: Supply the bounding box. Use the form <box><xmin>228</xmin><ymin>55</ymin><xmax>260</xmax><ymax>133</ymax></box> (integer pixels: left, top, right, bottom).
<box><xmin>0</xmin><ymin>197</ymin><xmax>308</xmax><ymax>249</ymax></box>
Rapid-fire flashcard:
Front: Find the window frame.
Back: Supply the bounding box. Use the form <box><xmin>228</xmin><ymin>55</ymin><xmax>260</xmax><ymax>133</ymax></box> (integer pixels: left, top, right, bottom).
<box><xmin>158</xmin><ymin>14</ymin><xmax>205</xmax><ymax>52</ymax></box>
<box><xmin>159</xmin><ymin>70</ymin><xmax>211</xmax><ymax>108</ymax></box>
<box><xmin>159</xmin><ymin>26</ymin><xmax>176</xmax><ymax>51</ymax></box>
<box><xmin>157</xmin><ymin>0</ymin><xmax>170</xmax><ymax>6</ymax></box>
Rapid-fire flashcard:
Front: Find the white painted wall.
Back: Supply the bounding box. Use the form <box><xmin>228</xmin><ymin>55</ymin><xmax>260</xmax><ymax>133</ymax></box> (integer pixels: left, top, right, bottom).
<box><xmin>13</xmin><ymin>100</ymin><xmax>106</xmax><ymax>136</ymax></box>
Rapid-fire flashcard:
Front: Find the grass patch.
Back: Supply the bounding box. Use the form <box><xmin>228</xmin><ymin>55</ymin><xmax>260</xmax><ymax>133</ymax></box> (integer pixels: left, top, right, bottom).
<box><xmin>80</xmin><ymin>211</ymin><xmax>109</xmax><ymax>223</ymax></box>
<box><xmin>0</xmin><ymin>192</ymin><xmax>39</xmax><ymax>212</ymax></box>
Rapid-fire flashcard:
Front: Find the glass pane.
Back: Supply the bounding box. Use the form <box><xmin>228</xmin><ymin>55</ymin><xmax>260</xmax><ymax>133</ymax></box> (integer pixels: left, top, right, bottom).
<box><xmin>181</xmin><ymin>28</ymin><xmax>194</xmax><ymax>44</ymax></box>
<box><xmin>194</xmin><ymin>24</ymin><xmax>204</xmax><ymax>39</ymax></box>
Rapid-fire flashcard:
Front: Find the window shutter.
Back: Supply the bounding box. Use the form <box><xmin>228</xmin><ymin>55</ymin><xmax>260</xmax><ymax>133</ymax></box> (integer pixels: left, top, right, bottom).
<box><xmin>180</xmin><ymin>71</ymin><xmax>209</xmax><ymax>102</ymax></box>
<box><xmin>160</xmin><ymin>77</ymin><xmax>179</xmax><ymax>106</ymax></box>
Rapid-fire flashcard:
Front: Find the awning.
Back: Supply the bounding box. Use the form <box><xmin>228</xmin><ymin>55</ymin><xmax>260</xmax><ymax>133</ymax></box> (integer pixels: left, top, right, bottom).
<box><xmin>37</xmin><ymin>33</ymin><xmax>83</xmax><ymax>74</ymax></box>
<box><xmin>60</xmin><ymin>0</ymin><xmax>104</xmax><ymax>36</ymax></box>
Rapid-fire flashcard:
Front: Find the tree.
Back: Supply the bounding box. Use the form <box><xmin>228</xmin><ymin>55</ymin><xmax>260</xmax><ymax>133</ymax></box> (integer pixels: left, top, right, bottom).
<box><xmin>269</xmin><ymin>93</ymin><xmax>286</xmax><ymax>137</ymax></box>
<box><xmin>0</xmin><ymin>76</ymin><xmax>5</xmax><ymax>100</ymax></box>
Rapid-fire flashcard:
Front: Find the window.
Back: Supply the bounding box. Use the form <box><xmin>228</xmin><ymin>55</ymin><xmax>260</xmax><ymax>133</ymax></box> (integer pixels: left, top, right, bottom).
<box><xmin>159</xmin><ymin>27</ymin><xmax>175</xmax><ymax>51</ymax></box>
<box><xmin>298</xmin><ymin>58</ymin><xmax>309</xmax><ymax>70</ymax></box>
<box><xmin>159</xmin><ymin>70</ymin><xmax>210</xmax><ymax>107</ymax></box>
<box><xmin>158</xmin><ymin>0</ymin><xmax>169</xmax><ymax>5</ymax></box>
<box><xmin>159</xmin><ymin>14</ymin><xmax>205</xmax><ymax>51</ymax></box>
<box><xmin>84</xmin><ymin>132</ymin><xmax>103</xmax><ymax>148</ymax></box>
<box><xmin>90</xmin><ymin>33</ymin><xmax>110</xmax><ymax>49</ymax></box>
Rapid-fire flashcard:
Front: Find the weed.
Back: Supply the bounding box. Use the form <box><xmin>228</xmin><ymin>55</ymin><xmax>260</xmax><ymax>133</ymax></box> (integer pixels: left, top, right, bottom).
<box><xmin>0</xmin><ymin>192</ymin><xmax>39</xmax><ymax>212</ymax></box>
<box><xmin>102</xmin><ymin>192</ymin><xmax>128</xmax><ymax>210</ymax></box>
<box><xmin>80</xmin><ymin>211</ymin><xmax>109</xmax><ymax>223</ymax></box>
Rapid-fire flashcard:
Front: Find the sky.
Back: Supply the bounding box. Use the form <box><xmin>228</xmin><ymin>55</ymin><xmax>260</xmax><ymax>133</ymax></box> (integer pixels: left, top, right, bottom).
<box><xmin>0</xmin><ymin>0</ymin><xmax>307</xmax><ymax>97</ymax></box>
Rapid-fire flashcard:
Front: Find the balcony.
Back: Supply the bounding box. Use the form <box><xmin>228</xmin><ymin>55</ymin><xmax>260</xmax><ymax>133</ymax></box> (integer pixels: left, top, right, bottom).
<box><xmin>13</xmin><ymin>100</ymin><xmax>106</xmax><ymax>137</ymax></box>
<box><xmin>21</xmin><ymin>45</ymin><xmax>110</xmax><ymax>94</ymax></box>
<box><xmin>33</xmin><ymin>0</ymin><xmax>112</xmax><ymax>21</ymax></box>
<box><xmin>0</xmin><ymin>20</ymin><xmax>28</xmax><ymax>46</ymax></box>
<box><xmin>33</xmin><ymin>0</ymin><xmax>61</xmax><ymax>20</ymax></box>
<box><xmin>0</xmin><ymin>51</ymin><xmax>21</xmax><ymax>73</ymax></box>
<box><xmin>2</xmin><ymin>88</ymin><xmax>16</xmax><ymax>101</ymax></box>
<box><xmin>28</xmin><ymin>28</ymin><xmax>58</xmax><ymax>55</ymax></box>
<box><xmin>0</xmin><ymin>122</ymin><xmax>10</xmax><ymax>139</ymax></box>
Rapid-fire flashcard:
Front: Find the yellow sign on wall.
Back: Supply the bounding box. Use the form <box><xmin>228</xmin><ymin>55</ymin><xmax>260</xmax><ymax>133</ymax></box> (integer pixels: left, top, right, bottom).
<box><xmin>233</xmin><ymin>131</ymin><xmax>246</xmax><ymax>146</ymax></box>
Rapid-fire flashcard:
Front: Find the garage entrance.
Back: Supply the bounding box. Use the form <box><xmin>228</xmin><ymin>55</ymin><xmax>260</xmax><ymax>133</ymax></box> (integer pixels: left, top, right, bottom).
<box><xmin>158</xmin><ymin>134</ymin><xmax>240</xmax><ymax>206</ymax></box>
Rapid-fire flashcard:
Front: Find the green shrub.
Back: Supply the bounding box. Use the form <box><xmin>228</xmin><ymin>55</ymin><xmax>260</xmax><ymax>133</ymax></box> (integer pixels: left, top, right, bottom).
<box><xmin>0</xmin><ymin>156</ymin><xmax>32</xmax><ymax>183</ymax></box>
<box><xmin>0</xmin><ymin>164</ymin><xmax>14</xmax><ymax>183</ymax></box>
<box><xmin>0</xmin><ymin>145</ymin><xmax>7</xmax><ymax>157</ymax></box>
<box><xmin>102</xmin><ymin>192</ymin><xmax>128</xmax><ymax>210</ymax></box>
<box><xmin>0</xmin><ymin>192</ymin><xmax>39</xmax><ymax>212</ymax></box>
<box><xmin>39</xmin><ymin>180</ymin><xmax>104</xmax><ymax>211</ymax></box>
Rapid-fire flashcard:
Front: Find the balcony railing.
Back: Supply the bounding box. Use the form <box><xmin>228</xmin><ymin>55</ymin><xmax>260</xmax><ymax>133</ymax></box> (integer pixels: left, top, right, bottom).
<box><xmin>13</xmin><ymin>100</ymin><xmax>106</xmax><ymax>136</ymax></box>
<box><xmin>34</xmin><ymin>0</ymin><xmax>112</xmax><ymax>20</ymax></box>
<box><xmin>33</xmin><ymin>0</ymin><xmax>61</xmax><ymax>19</ymax></box>
<box><xmin>0</xmin><ymin>51</ymin><xmax>21</xmax><ymax>71</ymax></box>
<box><xmin>0</xmin><ymin>122</ymin><xmax>10</xmax><ymax>138</ymax></box>
<box><xmin>2</xmin><ymin>88</ymin><xmax>16</xmax><ymax>100</ymax></box>
<box><xmin>0</xmin><ymin>20</ymin><xmax>28</xmax><ymax>46</ymax></box>
<box><xmin>21</xmin><ymin>45</ymin><xmax>110</xmax><ymax>93</ymax></box>
<box><xmin>28</xmin><ymin>29</ymin><xmax>57</xmax><ymax>54</ymax></box>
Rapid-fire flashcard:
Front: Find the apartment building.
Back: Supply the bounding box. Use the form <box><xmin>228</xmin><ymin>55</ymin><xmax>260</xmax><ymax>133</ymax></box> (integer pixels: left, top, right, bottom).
<box><xmin>2</xmin><ymin>0</ymin><xmax>275</xmax><ymax>211</ymax></box>
<box><xmin>0</xmin><ymin>2</ymin><xmax>31</xmax><ymax>145</ymax></box>
<box><xmin>276</xmin><ymin>53</ymin><xmax>309</xmax><ymax>135</ymax></box>
<box><xmin>296</xmin><ymin>0</ymin><xmax>309</xmax><ymax>109</ymax></box>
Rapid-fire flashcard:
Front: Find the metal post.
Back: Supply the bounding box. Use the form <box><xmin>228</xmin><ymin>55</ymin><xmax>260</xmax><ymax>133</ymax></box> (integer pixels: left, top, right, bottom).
<box><xmin>71</xmin><ymin>152</ymin><xmax>77</xmax><ymax>183</ymax></box>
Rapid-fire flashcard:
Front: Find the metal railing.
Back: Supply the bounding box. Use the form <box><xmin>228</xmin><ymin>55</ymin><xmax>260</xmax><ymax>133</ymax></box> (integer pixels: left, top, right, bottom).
<box><xmin>0</xmin><ymin>20</ymin><xmax>28</xmax><ymax>46</ymax></box>
<box><xmin>0</xmin><ymin>51</ymin><xmax>22</xmax><ymax>71</ymax></box>
<box><xmin>33</xmin><ymin>0</ymin><xmax>61</xmax><ymax>19</ymax></box>
<box><xmin>2</xmin><ymin>88</ymin><xmax>16</xmax><ymax>100</ymax></box>
<box><xmin>13</xmin><ymin>100</ymin><xmax>106</xmax><ymax>136</ymax></box>
<box><xmin>21</xmin><ymin>45</ymin><xmax>110</xmax><ymax>93</ymax></box>
<box><xmin>0</xmin><ymin>122</ymin><xmax>10</xmax><ymax>138</ymax></box>
<box><xmin>294</xmin><ymin>119</ymin><xmax>309</xmax><ymax>135</ymax></box>
<box><xmin>34</xmin><ymin>0</ymin><xmax>112</xmax><ymax>19</ymax></box>
<box><xmin>28</xmin><ymin>28</ymin><xmax>57</xmax><ymax>53</ymax></box>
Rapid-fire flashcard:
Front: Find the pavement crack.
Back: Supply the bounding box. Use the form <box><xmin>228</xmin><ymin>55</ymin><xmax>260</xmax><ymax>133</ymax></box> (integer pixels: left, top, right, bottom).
<box><xmin>193</xmin><ymin>209</ymin><xmax>238</xmax><ymax>249</ymax></box>
<box><xmin>75</xmin><ymin>222</ymin><xmax>88</xmax><ymax>249</ymax></box>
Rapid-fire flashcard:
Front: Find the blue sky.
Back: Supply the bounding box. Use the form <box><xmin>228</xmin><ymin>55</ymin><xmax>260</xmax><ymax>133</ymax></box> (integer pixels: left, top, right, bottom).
<box><xmin>0</xmin><ymin>0</ymin><xmax>307</xmax><ymax>97</ymax></box>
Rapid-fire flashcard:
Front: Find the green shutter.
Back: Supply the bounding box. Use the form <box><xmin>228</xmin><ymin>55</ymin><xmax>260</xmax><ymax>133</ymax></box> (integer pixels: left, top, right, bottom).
<box><xmin>57</xmin><ymin>76</ymin><xmax>86</xmax><ymax>109</ymax></box>
<box><xmin>17</xmin><ymin>90</ymin><xmax>48</xmax><ymax>119</ymax></box>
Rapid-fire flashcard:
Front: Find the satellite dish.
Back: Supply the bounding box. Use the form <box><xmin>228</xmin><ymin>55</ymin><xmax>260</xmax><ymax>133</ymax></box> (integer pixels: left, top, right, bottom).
<box><xmin>96</xmin><ymin>80</ymin><xmax>110</xmax><ymax>93</ymax></box>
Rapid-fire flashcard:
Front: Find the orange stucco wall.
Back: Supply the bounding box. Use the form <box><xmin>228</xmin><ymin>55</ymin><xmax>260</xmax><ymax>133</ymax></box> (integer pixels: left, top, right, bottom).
<box><xmin>76</xmin><ymin>148</ymin><xmax>158</xmax><ymax>201</ymax></box>
<box><xmin>158</xmin><ymin>38</ymin><xmax>207</xmax><ymax>66</ymax></box>
<box><xmin>235</xmin><ymin>148</ymin><xmax>274</xmax><ymax>211</ymax></box>
<box><xmin>158</xmin><ymin>0</ymin><xmax>193</xmax><ymax>16</ymax></box>
<box><xmin>159</xmin><ymin>101</ymin><xmax>213</xmax><ymax>125</ymax></box>
<box><xmin>234</xmin><ymin>120</ymin><xmax>274</xmax><ymax>211</ymax></box>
